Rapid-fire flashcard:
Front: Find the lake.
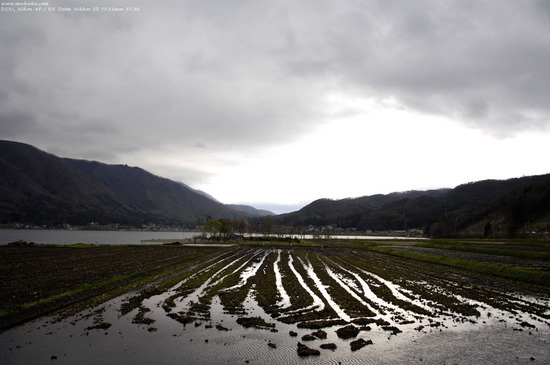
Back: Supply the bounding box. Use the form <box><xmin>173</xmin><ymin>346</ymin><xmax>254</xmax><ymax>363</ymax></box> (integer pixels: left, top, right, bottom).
<box><xmin>0</xmin><ymin>229</ymin><xmax>197</xmax><ymax>245</ymax></box>
<box><xmin>0</xmin><ymin>229</ymin><xmax>425</xmax><ymax>245</ymax></box>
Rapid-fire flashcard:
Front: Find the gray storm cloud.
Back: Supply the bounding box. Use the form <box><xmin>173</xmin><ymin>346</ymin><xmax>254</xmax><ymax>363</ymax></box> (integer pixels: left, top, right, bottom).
<box><xmin>1</xmin><ymin>0</ymin><xmax>549</xmax><ymax>163</ymax></box>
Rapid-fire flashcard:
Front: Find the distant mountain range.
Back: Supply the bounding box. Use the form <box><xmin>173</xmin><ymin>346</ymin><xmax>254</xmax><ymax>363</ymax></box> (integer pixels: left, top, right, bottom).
<box><xmin>227</xmin><ymin>204</ymin><xmax>275</xmax><ymax>217</ymax></box>
<box><xmin>0</xmin><ymin>140</ymin><xmax>273</xmax><ymax>227</ymax></box>
<box><xmin>2</xmin><ymin>140</ymin><xmax>549</xmax><ymax>237</ymax></box>
<box><xmin>272</xmin><ymin>174</ymin><xmax>550</xmax><ymax>237</ymax></box>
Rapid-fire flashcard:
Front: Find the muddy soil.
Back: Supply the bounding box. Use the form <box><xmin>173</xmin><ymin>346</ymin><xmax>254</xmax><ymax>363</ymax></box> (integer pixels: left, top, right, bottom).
<box><xmin>1</xmin><ymin>243</ymin><xmax>549</xmax><ymax>363</ymax></box>
<box><xmin>0</xmin><ymin>245</ymin><xmax>223</xmax><ymax>330</ymax></box>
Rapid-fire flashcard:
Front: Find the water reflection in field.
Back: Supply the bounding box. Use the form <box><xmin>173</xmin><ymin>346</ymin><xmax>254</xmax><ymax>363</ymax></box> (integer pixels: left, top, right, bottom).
<box><xmin>1</xmin><ymin>246</ymin><xmax>549</xmax><ymax>364</ymax></box>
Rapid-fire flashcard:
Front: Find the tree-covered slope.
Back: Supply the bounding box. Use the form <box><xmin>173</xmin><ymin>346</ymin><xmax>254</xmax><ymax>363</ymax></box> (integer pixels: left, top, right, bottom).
<box><xmin>0</xmin><ymin>140</ymin><xmax>251</xmax><ymax>226</ymax></box>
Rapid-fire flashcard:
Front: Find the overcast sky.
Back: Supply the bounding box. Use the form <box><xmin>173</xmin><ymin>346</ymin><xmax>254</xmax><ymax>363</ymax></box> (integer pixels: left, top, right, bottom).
<box><xmin>2</xmin><ymin>1</ymin><xmax>550</xmax><ymax>213</ymax></box>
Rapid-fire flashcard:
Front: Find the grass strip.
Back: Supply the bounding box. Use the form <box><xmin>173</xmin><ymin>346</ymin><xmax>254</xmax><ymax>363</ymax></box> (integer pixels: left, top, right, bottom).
<box><xmin>415</xmin><ymin>242</ymin><xmax>550</xmax><ymax>260</ymax></box>
<box><xmin>0</xmin><ymin>272</ymin><xmax>142</xmax><ymax>317</ymax></box>
<box><xmin>355</xmin><ymin>244</ymin><xmax>550</xmax><ymax>288</ymax></box>
<box><xmin>421</xmin><ymin>239</ymin><xmax>550</xmax><ymax>247</ymax></box>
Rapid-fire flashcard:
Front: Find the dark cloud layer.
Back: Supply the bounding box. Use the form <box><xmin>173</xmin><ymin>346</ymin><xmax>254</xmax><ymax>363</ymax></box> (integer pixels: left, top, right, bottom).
<box><xmin>278</xmin><ymin>1</ymin><xmax>550</xmax><ymax>134</ymax></box>
<box><xmin>1</xmin><ymin>0</ymin><xmax>549</xmax><ymax>186</ymax></box>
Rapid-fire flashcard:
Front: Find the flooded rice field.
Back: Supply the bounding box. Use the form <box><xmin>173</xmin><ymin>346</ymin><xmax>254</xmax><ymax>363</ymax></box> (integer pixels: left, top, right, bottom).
<box><xmin>1</xmin><ymin>245</ymin><xmax>549</xmax><ymax>364</ymax></box>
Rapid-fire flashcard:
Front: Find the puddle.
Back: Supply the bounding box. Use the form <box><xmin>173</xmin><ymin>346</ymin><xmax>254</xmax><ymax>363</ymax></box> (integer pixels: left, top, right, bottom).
<box><xmin>299</xmin><ymin>256</ymin><xmax>351</xmax><ymax>322</ymax></box>
<box><xmin>279</xmin><ymin>253</ymin><xmax>325</xmax><ymax>316</ymax></box>
<box><xmin>326</xmin><ymin>257</ymin><xmax>401</xmax><ymax>314</ymax></box>
<box><xmin>274</xmin><ymin>249</ymin><xmax>291</xmax><ymax>309</ymax></box>
<box><xmin>322</xmin><ymin>260</ymin><xmax>380</xmax><ymax>316</ymax></box>
<box><xmin>223</xmin><ymin>250</ymin><xmax>268</xmax><ymax>291</ymax></box>
<box><xmin>169</xmin><ymin>254</ymin><xmax>250</xmax><ymax>314</ymax></box>
<box><xmin>353</xmin><ymin>264</ymin><xmax>436</xmax><ymax>314</ymax></box>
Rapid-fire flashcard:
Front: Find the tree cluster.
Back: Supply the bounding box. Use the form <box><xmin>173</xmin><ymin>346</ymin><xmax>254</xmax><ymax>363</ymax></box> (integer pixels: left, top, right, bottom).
<box><xmin>197</xmin><ymin>218</ymin><xmax>251</xmax><ymax>240</ymax></box>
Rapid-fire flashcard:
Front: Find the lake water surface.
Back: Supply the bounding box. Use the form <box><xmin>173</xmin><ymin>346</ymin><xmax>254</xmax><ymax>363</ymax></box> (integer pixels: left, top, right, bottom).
<box><xmin>0</xmin><ymin>229</ymin><xmax>424</xmax><ymax>245</ymax></box>
<box><xmin>0</xmin><ymin>229</ymin><xmax>197</xmax><ymax>245</ymax></box>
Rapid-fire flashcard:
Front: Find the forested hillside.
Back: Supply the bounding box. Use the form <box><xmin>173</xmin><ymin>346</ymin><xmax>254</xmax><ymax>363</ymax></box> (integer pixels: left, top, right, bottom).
<box><xmin>271</xmin><ymin>175</ymin><xmax>550</xmax><ymax>237</ymax></box>
<box><xmin>0</xmin><ymin>140</ymin><xmax>266</xmax><ymax>227</ymax></box>
<box><xmin>2</xmin><ymin>140</ymin><xmax>548</xmax><ymax>237</ymax></box>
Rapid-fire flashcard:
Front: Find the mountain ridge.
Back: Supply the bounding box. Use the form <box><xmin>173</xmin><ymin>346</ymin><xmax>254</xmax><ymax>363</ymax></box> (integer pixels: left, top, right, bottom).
<box><xmin>227</xmin><ymin>204</ymin><xmax>275</xmax><ymax>217</ymax></box>
<box><xmin>270</xmin><ymin>175</ymin><xmax>550</xmax><ymax>237</ymax></box>
<box><xmin>2</xmin><ymin>140</ymin><xmax>549</xmax><ymax>237</ymax></box>
<box><xmin>0</xmin><ymin>140</ymin><xmax>271</xmax><ymax>227</ymax></box>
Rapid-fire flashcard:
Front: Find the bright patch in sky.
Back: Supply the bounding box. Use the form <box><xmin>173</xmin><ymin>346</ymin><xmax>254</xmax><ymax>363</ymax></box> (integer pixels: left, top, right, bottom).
<box><xmin>197</xmin><ymin>94</ymin><xmax>550</xmax><ymax>213</ymax></box>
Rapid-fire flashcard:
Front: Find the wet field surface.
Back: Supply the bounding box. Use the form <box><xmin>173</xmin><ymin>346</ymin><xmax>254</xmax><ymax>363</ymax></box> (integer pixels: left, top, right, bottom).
<box><xmin>1</xmin><ymin>245</ymin><xmax>549</xmax><ymax>364</ymax></box>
